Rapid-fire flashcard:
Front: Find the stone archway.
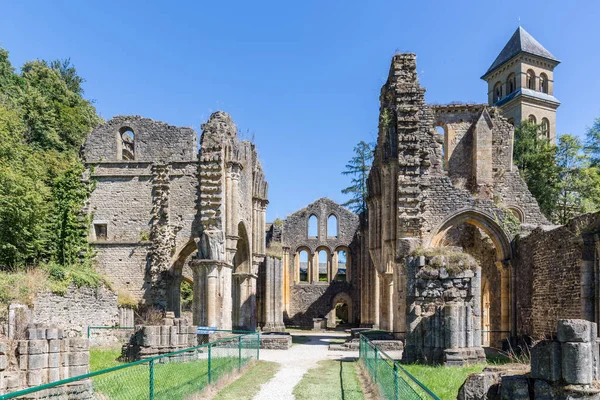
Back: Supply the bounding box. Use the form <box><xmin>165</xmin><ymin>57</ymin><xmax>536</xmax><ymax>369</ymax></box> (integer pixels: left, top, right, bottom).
<box><xmin>427</xmin><ymin>209</ymin><xmax>513</xmax><ymax>346</ymax></box>
<box><xmin>232</xmin><ymin>222</ymin><xmax>254</xmax><ymax>329</ymax></box>
<box><xmin>327</xmin><ymin>292</ymin><xmax>353</xmax><ymax>328</ymax></box>
<box><xmin>167</xmin><ymin>240</ymin><xmax>198</xmax><ymax>317</ymax></box>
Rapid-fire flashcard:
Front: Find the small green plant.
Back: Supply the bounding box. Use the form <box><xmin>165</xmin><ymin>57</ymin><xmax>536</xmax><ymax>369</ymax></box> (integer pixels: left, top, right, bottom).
<box><xmin>265</xmin><ymin>241</ymin><xmax>283</xmax><ymax>259</ymax></box>
<box><xmin>411</xmin><ymin>247</ymin><xmax>477</xmax><ymax>273</ymax></box>
<box><xmin>139</xmin><ymin>230</ymin><xmax>150</xmax><ymax>241</ymax></box>
<box><xmin>117</xmin><ymin>289</ymin><xmax>138</xmax><ymax>309</ymax></box>
<box><xmin>273</xmin><ymin>218</ymin><xmax>284</xmax><ymax>228</ymax></box>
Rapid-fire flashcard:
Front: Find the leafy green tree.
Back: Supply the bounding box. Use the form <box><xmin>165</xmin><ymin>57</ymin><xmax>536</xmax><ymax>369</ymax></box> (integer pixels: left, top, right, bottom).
<box><xmin>341</xmin><ymin>141</ymin><xmax>374</xmax><ymax>214</ymax></box>
<box><xmin>513</xmin><ymin>121</ymin><xmax>560</xmax><ymax>219</ymax></box>
<box><xmin>585</xmin><ymin>118</ymin><xmax>600</xmax><ymax>167</ymax></box>
<box><xmin>555</xmin><ymin>134</ymin><xmax>589</xmax><ymax>224</ymax></box>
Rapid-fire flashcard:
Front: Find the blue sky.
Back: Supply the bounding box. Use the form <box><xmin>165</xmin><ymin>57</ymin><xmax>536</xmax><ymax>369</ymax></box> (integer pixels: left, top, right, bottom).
<box><xmin>1</xmin><ymin>1</ymin><xmax>599</xmax><ymax>220</ymax></box>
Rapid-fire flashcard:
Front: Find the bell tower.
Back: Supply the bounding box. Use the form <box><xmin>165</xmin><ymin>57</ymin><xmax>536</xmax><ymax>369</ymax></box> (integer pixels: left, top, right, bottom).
<box><xmin>481</xmin><ymin>27</ymin><xmax>560</xmax><ymax>142</ymax></box>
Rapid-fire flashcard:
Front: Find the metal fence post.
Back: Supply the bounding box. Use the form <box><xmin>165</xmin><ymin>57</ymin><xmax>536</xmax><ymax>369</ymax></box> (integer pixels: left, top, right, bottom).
<box><xmin>149</xmin><ymin>359</ymin><xmax>155</xmax><ymax>400</ymax></box>
<box><xmin>257</xmin><ymin>332</ymin><xmax>260</xmax><ymax>360</ymax></box>
<box><xmin>238</xmin><ymin>337</ymin><xmax>242</xmax><ymax>371</ymax></box>
<box><xmin>393</xmin><ymin>363</ymin><xmax>399</xmax><ymax>400</ymax></box>
<box><xmin>208</xmin><ymin>344</ymin><xmax>212</xmax><ymax>384</ymax></box>
<box><xmin>373</xmin><ymin>348</ymin><xmax>378</xmax><ymax>384</ymax></box>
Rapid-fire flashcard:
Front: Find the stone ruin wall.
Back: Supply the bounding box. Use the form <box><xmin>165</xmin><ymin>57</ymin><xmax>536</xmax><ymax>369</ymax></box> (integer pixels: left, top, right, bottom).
<box><xmin>280</xmin><ymin>198</ymin><xmax>360</xmax><ymax>328</ymax></box>
<box><xmin>404</xmin><ymin>252</ymin><xmax>486</xmax><ymax>366</ymax></box>
<box><xmin>83</xmin><ymin>116</ymin><xmax>199</xmax><ymax>305</ymax></box>
<box><xmin>513</xmin><ymin>213</ymin><xmax>600</xmax><ymax>339</ymax></box>
<box><xmin>0</xmin><ymin>325</ymin><xmax>91</xmax><ymax>397</ymax></box>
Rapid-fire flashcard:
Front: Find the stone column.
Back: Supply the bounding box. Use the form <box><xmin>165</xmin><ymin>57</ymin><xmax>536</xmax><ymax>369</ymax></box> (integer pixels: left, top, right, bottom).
<box><xmin>190</xmin><ymin>260</ymin><xmax>228</xmax><ymax>327</ymax></box>
<box><xmin>472</xmin><ymin>266</ymin><xmax>482</xmax><ymax>347</ymax></box>
<box><xmin>374</xmin><ymin>271</ymin><xmax>380</xmax><ymax>328</ymax></box>
<box><xmin>222</xmin><ymin>265</ymin><xmax>233</xmax><ymax>329</ymax></box>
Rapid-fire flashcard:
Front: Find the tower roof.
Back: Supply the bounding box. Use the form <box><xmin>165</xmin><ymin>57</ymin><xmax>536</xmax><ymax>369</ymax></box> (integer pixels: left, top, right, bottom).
<box><xmin>482</xmin><ymin>27</ymin><xmax>559</xmax><ymax>79</ymax></box>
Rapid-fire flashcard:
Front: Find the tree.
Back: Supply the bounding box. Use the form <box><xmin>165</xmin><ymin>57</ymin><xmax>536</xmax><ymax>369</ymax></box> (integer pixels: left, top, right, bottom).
<box><xmin>585</xmin><ymin>118</ymin><xmax>600</xmax><ymax>167</ymax></box>
<box><xmin>513</xmin><ymin>121</ymin><xmax>560</xmax><ymax>219</ymax></box>
<box><xmin>555</xmin><ymin>134</ymin><xmax>588</xmax><ymax>224</ymax></box>
<box><xmin>341</xmin><ymin>141</ymin><xmax>374</xmax><ymax>214</ymax></box>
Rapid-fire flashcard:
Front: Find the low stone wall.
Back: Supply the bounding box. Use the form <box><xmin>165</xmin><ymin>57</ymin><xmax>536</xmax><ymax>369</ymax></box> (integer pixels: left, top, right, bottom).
<box><xmin>32</xmin><ymin>285</ymin><xmax>118</xmax><ymax>337</ymax></box>
<box><xmin>458</xmin><ymin>319</ymin><xmax>600</xmax><ymax>400</ymax></box>
<box><xmin>259</xmin><ymin>334</ymin><xmax>291</xmax><ymax>350</ymax></box>
<box><xmin>404</xmin><ymin>252</ymin><xmax>485</xmax><ymax>366</ymax></box>
<box><xmin>122</xmin><ymin>313</ymin><xmax>198</xmax><ymax>360</ymax></box>
<box><xmin>0</xmin><ymin>324</ymin><xmax>91</xmax><ymax>397</ymax></box>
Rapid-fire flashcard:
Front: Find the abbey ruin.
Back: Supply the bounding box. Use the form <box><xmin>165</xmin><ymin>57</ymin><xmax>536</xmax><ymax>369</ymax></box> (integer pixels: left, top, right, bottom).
<box><xmin>77</xmin><ymin>27</ymin><xmax>600</xmax><ymax>352</ymax></box>
<box><xmin>3</xmin><ymin>25</ymin><xmax>600</xmax><ymax>397</ymax></box>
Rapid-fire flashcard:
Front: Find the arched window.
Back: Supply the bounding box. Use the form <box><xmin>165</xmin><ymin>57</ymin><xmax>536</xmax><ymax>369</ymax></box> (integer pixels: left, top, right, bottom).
<box><xmin>528</xmin><ymin>115</ymin><xmax>537</xmax><ymax>125</ymax></box>
<box><xmin>526</xmin><ymin>70</ymin><xmax>535</xmax><ymax>90</ymax></box>
<box><xmin>336</xmin><ymin>250</ymin><xmax>347</xmax><ymax>282</ymax></box>
<box><xmin>327</xmin><ymin>215</ymin><xmax>338</xmax><ymax>237</ymax></box>
<box><xmin>539</xmin><ymin>73</ymin><xmax>548</xmax><ymax>94</ymax></box>
<box><xmin>119</xmin><ymin>127</ymin><xmax>135</xmax><ymax>160</ymax></box>
<box><xmin>506</xmin><ymin>73</ymin><xmax>516</xmax><ymax>94</ymax></box>
<box><xmin>493</xmin><ymin>81</ymin><xmax>502</xmax><ymax>102</ymax></box>
<box><xmin>299</xmin><ymin>250</ymin><xmax>309</xmax><ymax>282</ymax></box>
<box><xmin>541</xmin><ymin>118</ymin><xmax>550</xmax><ymax>138</ymax></box>
<box><xmin>308</xmin><ymin>215</ymin><xmax>318</xmax><ymax>237</ymax></box>
<box><xmin>318</xmin><ymin>250</ymin><xmax>328</xmax><ymax>282</ymax></box>
<box><xmin>435</xmin><ymin>126</ymin><xmax>446</xmax><ymax>171</ymax></box>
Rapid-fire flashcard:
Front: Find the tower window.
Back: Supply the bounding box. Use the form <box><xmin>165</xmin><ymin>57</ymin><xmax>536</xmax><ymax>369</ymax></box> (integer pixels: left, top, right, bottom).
<box><xmin>493</xmin><ymin>81</ymin><xmax>502</xmax><ymax>102</ymax></box>
<box><xmin>541</xmin><ymin>118</ymin><xmax>550</xmax><ymax>138</ymax></box>
<box><xmin>526</xmin><ymin>70</ymin><xmax>536</xmax><ymax>90</ymax></box>
<box><xmin>506</xmin><ymin>73</ymin><xmax>516</xmax><ymax>94</ymax></box>
<box><xmin>327</xmin><ymin>214</ymin><xmax>338</xmax><ymax>237</ymax></box>
<box><xmin>119</xmin><ymin>127</ymin><xmax>135</xmax><ymax>160</ymax></box>
<box><xmin>299</xmin><ymin>250</ymin><xmax>309</xmax><ymax>282</ymax></box>
<box><xmin>540</xmin><ymin>73</ymin><xmax>548</xmax><ymax>94</ymax></box>
<box><xmin>528</xmin><ymin>115</ymin><xmax>537</xmax><ymax>125</ymax></box>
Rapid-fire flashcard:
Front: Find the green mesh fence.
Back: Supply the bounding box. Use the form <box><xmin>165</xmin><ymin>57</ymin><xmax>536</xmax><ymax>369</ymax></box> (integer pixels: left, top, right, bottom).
<box><xmin>359</xmin><ymin>335</ymin><xmax>440</xmax><ymax>400</ymax></box>
<box><xmin>0</xmin><ymin>332</ymin><xmax>260</xmax><ymax>400</ymax></box>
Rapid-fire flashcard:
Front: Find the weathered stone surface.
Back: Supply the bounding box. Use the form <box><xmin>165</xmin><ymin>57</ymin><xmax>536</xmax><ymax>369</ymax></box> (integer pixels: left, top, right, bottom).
<box><xmin>557</xmin><ymin>319</ymin><xmax>596</xmax><ymax>343</ymax></box>
<box><xmin>531</xmin><ymin>340</ymin><xmax>561</xmax><ymax>382</ymax></box>
<box><xmin>562</xmin><ymin>342</ymin><xmax>593</xmax><ymax>384</ymax></box>
<box><xmin>499</xmin><ymin>375</ymin><xmax>529</xmax><ymax>400</ymax></box>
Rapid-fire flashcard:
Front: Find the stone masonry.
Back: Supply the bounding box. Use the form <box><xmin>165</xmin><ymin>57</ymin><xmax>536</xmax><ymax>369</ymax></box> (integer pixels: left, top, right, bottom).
<box><xmin>404</xmin><ymin>250</ymin><xmax>485</xmax><ymax>366</ymax></box>
<box><xmin>0</xmin><ymin>324</ymin><xmax>92</xmax><ymax>397</ymax></box>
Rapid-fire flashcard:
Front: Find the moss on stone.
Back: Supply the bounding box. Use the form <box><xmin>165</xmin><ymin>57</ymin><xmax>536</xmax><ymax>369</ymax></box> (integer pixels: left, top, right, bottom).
<box><xmin>411</xmin><ymin>247</ymin><xmax>478</xmax><ymax>273</ymax></box>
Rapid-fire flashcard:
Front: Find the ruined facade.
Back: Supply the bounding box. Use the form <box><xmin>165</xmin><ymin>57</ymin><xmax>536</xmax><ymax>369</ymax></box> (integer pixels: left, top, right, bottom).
<box><xmin>277</xmin><ymin>198</ymin><xmax>360</xmax><ymax>328</ymax></box>
<box><xmin>83</xmin><ymin>111</ymin><xmax>268</xmax><ymax>331</ymax></box>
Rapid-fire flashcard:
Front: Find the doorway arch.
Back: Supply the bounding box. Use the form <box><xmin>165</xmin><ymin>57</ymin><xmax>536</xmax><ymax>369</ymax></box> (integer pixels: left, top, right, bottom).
<box><xmin>328</xmin><ymin>292</ymin><xmax>353</xmax><ymax>327</ymax></box>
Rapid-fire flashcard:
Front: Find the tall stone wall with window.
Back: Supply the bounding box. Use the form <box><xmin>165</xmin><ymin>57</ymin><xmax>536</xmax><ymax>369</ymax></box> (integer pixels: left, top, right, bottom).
<box><xmin>279</xmin><ymin>198</ymin><xmax>360</xmax><ymax>328</ymax></box>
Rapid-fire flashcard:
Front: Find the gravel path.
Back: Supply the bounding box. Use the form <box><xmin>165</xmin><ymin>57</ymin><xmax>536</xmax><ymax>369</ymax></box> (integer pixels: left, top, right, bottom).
<box><xmin>252</xmin><ymin>332</ymin><xmax>358</xmax><ymax>400</ymax></box>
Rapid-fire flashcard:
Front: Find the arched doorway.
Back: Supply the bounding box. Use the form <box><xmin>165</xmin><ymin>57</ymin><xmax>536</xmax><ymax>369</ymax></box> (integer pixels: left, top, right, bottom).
<box><xmin>168</xmin><ymin>240</ymin><xmax>198</xmax><ymax>317</ymax></box>
<box><xmin>328</xmin><ymin>292</ymin><xmax>353</xmax><ymax>328</ymax></box>
<box><xmin>232</xmin><ymin>222</ymin><xmax>252</xmax><ymax>329</ymax></box>
<box><xmin>428</xmin><ymin>209</ymin><xmax>513</xmax><ymax>348</ymax></box>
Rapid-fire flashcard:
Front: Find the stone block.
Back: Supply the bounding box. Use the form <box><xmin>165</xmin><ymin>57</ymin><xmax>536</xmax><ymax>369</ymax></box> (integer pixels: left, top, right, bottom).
<box><xmin>28</xmin><ymin>340</ymin><xmax>48</xmax><ymax>355</ymax></box>
<box><xmin>68</xmin><ymin>338</ymin><xmax>89</xmax><ymax>352</ymax></box>
<box><xmin>143</xmin><ymin>326</ymin><xmax>160</xmax><ymax>336</ymax></box>
<box><xmin>562</xmin><ymin>342</ymin><xmax>593</xmax><ymax>384</ymax></box>
<box><xmin>48</xmin><ymin>352</ymin><xmax>60</xmax><ymax>368</ymax></box>
<box><xmin>26</xmin><ymin>328</ymin><xmax>38</xmax><ymax>340</ymax></box>
<box><xmin>557</xmin><ymin>319</ymin><xmax>594</xmax><ymax>343</ymax></box>
<box><xmin>68</xmin><ymin>352</ymin><xmax>90</xmax><ymax>366</ymax></box>
<box><xmin>28</xmin><ymin>354</ymin><xmax>48</xmax><ymax>370</ymax></box>
<box><xmin>499</xmin><ymin>375</ymin><xmax>529</xmax><ymax>400</ymax></box>
<box><xmin>46</xmin><ymin>328</ymin><xmax>59</xmax><ymax>340</ymax></box>
<box><xmin>36</xmin><ymin>328</ymin><xmax>47</xmax><ymax>340</ymax></box>
<box><xmin>533</xmin><ymin>380</ymin><xmax>555</xmax><ymax>400</ymax></box>
<box><xmin>47</xmin><ymin>367</ymin><xmax>60</xmax><ymax>383</ymax></box>
<box><xmin>0</xmin><ymin>342</ymin><xmax>7</xmax><ymax>355</ymax></box>
<box><xmin>27</xmin><ymin>369</ymin><xmax>43</xmax><ymax>386</ymax></box>
<box><xmin>68</xmin><ymin>365</ymin><xmax>89</xmax><ymax>377</ymax></box>
<box><xmin>0</xmin><ymin>355</ymin><xmax>7</xmax><ymax>370</ymax></box>
<box><xmin>48</xmin><ymin>339</ymin><xmax>61</xmax><ymax>353</ymax></box>
<box><xmin>19</xmin><ymin>355</ymin><xmax>28</xmax><ymax>370</ymax></box>
<box><xmin>530</xmin><ymin>340</ymin><xmax>561</xmax><ymax>382</ymax></box>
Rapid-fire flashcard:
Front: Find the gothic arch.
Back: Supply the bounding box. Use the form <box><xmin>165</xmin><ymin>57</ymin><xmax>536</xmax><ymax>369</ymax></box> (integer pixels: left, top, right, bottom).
<box><xmin>428</xmin><ymin>209</ymin><xmax>512</xmax><ymax>261</ymax></box>
<box><xmin>167</xmin><ymin>239</ymin><xmax>199</xmax><ymax>316</ymax></box>
<box><xmin>328</xmin><ymin>292</ymin><xmax>353</xmax><ymax>326</ymax></box>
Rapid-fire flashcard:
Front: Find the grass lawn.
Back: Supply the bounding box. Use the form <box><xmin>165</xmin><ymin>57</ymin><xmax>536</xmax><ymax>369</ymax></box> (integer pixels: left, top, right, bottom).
<box><xmin>90</xmin><ymin>346</ymin><xmax>254</xmax><ymax>400</ymax></box>
<box><xmin>90</xmin><ymin>347</ymin><xmax>123</xmax><ymax>371</ymax></box>
<box><xmin>213</xmin><ymin>361</ymin><xmax>279</xmax><ymax>400</ymax></box>
<box><xmin>293</xmin><ymin>360</ymin><xmax>364</xmax><ymax>400</ymax></box>
<box><xmin>401</xmin><ymin>363</ymin><xmax>485</xmax><ymax>400</ymax></box>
